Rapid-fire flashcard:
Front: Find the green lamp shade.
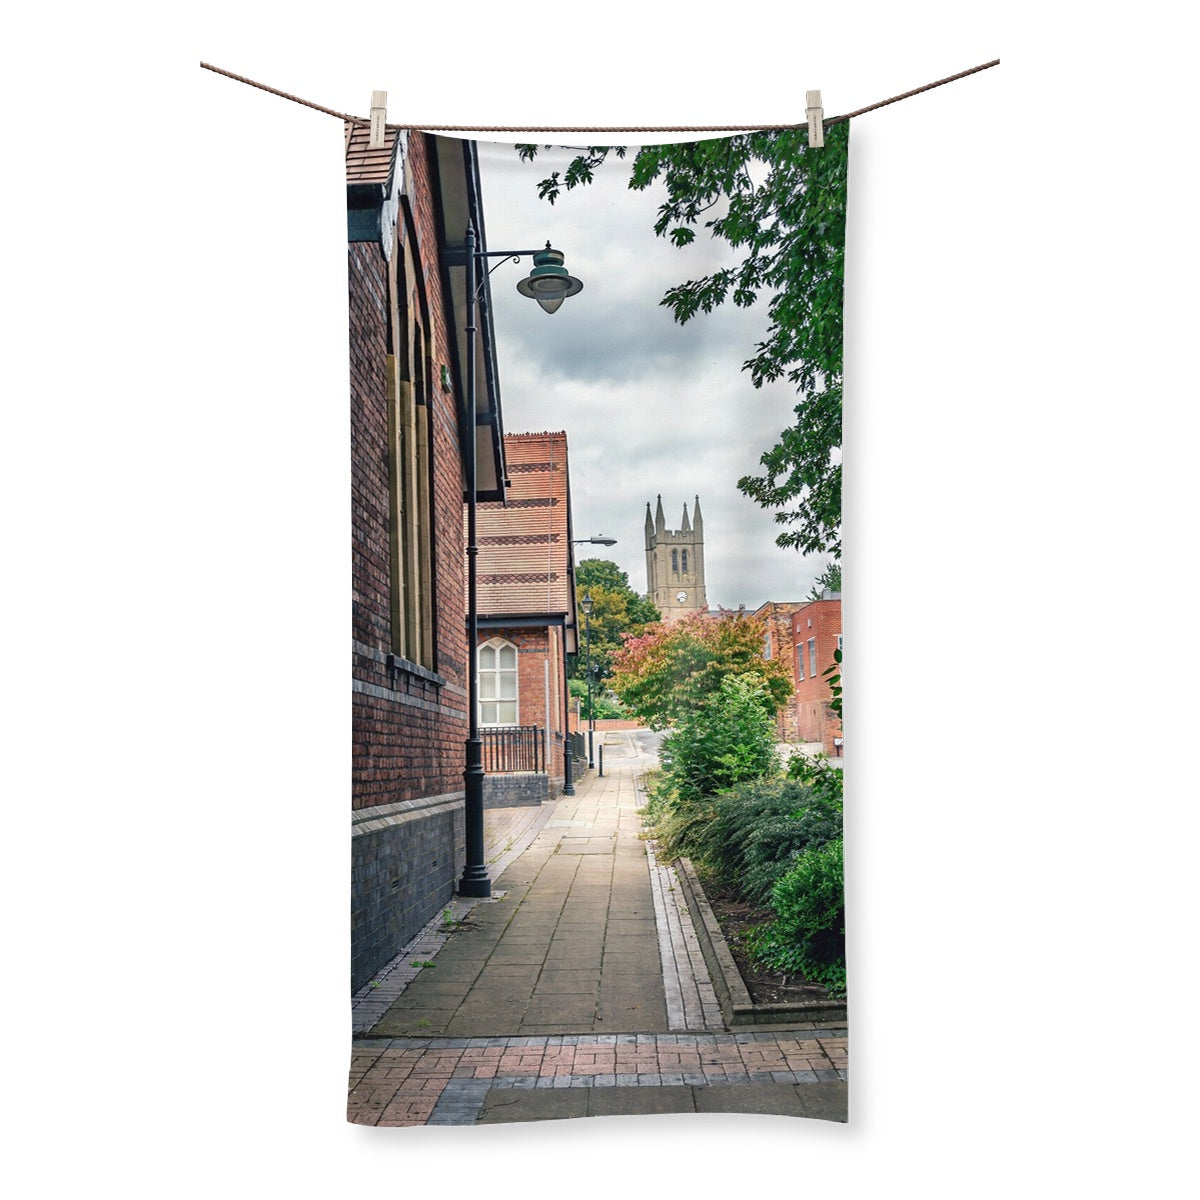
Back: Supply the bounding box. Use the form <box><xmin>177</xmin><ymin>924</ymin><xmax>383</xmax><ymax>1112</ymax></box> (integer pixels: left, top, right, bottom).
<box><xmin>516</xmin><ymin>245</ymin><xmax>583</xmax><ymax>314</ymax></box>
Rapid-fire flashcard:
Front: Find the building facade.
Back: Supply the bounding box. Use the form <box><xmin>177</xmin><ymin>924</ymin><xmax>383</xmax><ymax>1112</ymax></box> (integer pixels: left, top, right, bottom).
<box><xmin>792</xmin><ymin>595</ymin><xmax>844</xmax><ymax>758</ymax></box>
<box><xmin>473</xmin><ymin>431</ymin><xmax>579</xmax><ymax>805</ymax></box>
<box><xmin>644</xmin><ymin>494</ymin><xmax>708</xmax><ymax>620</ymax></box>
<box><xmin>753</xmin><ymin>600</ymin><xmax>807</xmax><ymax>743</ymax></box>
<box><xmin>348</xmin><ymin>127</ymin><xmax>509</xmax><ymax>991</ymax></box>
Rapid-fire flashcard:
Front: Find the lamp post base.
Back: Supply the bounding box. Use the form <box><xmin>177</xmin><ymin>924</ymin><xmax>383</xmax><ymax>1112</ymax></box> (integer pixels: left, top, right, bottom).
<box><xmin>562</xmin><ymin>742</ymin><xmax>575</xmax><ymax>795</ymax></box>
<box><xmin>456</xmin><ymin>870</ymin><xmax>492</xmax><ymax>898</ymax></box>
<box><xmin>459</xmin><ymin>741</ymin><xmax>491</xmax><ymax>898</ymax></box>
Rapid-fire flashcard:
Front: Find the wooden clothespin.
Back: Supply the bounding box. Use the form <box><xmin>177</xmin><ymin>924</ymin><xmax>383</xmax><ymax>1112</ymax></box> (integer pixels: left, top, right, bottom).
<box><xmin>806</xmin><ymin>90</ymin><xmax>824</xmax><ymax>148</ymax></box>
<box><xmin>370</xmin><ymin>90</ymin><xmax>387</xmax><ymax>148</ymax></box>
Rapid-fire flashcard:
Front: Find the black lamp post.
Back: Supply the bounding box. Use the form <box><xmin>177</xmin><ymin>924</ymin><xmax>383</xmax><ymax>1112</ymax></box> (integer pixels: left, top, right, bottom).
<box><xmin>565</xmin><ymin>538</ymin><xmax>613</xmax><ymax>792</ymax></box>
<box><xmin>581</xmin><ymin>591</ymin><xmax>595</xmax><ymax>770</ymax></box>
<box><xmin>458</xmin><ymin>225</ymin><xmax>583</xmax><ymax>899</ymax></box>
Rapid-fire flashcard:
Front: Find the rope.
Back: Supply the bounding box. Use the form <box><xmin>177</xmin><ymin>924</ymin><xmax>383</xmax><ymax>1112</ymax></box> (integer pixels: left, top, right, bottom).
<box><xmin>200</xmin><ymin>58</ymin><xmax>999</xmax><ymax>134</ymax></box>
<box><xmin>199</xmin><ymin>61</ymin><xmax>362</xmax><ymax>123</ymax></box>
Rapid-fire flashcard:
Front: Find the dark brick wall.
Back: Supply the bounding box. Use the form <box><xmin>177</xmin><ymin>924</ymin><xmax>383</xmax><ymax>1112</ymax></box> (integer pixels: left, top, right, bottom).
<box><xmin>350</xmin><ymin>133</ymin><xmax>473</xmax><ymax>986</ymax></box>
<box><xmin>351</xmin><ymin>796</ymin><xmax>465</xmax><ymax>991</ymax></box>
<box><xmin>483</xmin><ymin>773</ymin><xmax>553</xmax><ymax>808</ymax></box>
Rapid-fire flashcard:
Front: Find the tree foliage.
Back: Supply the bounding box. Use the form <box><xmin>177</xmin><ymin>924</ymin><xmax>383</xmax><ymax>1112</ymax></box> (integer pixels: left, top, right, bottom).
<box><xmin>806</xmin><ymin>561</ymin><xmax>842</xmax><ymax>600</ymax></box>
<box><xmin>573</xmin><ymin>558</ymin><xmax>660</xmax><ymax>684</ymax></box>
<box><xmin>518</xmin><ymin>126</ymin><xmax>848</xmax><ymax>556</ymax></box>
<box><xmin>567</xmin><ymin>677</ymin><xmax>626</xmax><ymax>721</ymax></box>
<box><xmin>609</xmin><ymin>610</ymin><xmax>791</xmax><ymax>730</ymax></box>
<box><xmin>659</xmin><ymin>674</ymin><xmax>780</xmax><ymax>808</ymax></box>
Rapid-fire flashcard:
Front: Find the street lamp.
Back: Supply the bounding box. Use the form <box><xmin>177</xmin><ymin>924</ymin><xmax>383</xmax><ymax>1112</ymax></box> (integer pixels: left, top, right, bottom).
<box><xmin>458</xmin><ymin>224</ymin><xmax>584</xmax><ymax>899</ymax></box>
<box><xmin>565</xmin><ymin>537</ymin><xmax>613</xmax><ymax>792</ymax></box>
<box><xmin>581</xmin><ymin>591</ymin><xmax>595</xmax><ymax>770</ymax></box>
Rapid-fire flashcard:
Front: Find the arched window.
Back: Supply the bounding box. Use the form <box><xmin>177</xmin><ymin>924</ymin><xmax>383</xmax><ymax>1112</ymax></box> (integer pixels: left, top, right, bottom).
<box><xmin>681</xmin><ymin>549</ymin><xmax>689</xmax><ymax>575</ymax></box>
<box><xmin>671</xmin><ymin>549</ymin><xmax>679</xmax><ymax>574</ymax></box>
<box><xmin>478</xmin><ymin>638</ymin><xmax>518</xmax><ymax>726</ymax></box>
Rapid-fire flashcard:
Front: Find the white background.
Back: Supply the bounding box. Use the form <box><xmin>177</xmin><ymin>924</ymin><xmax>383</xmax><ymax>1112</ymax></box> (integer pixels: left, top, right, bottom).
<box><xmin>3</xmin><ymin>3</ymin><xmax>1195</xmax><ymax>1196</ymax></box>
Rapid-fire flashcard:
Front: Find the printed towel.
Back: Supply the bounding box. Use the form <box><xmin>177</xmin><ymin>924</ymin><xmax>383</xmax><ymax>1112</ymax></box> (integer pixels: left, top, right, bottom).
<box><xmin>347</xmin><ymin>126</ymin><xmax>848</xmax><ymax>1126</ymax></box>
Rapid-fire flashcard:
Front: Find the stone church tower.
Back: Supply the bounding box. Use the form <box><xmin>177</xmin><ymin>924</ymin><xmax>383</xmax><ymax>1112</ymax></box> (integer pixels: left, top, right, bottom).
<box><xmin>645</xmin><ymin>495</ymin><xmax>708</xmax><ymax>620</ymax></box>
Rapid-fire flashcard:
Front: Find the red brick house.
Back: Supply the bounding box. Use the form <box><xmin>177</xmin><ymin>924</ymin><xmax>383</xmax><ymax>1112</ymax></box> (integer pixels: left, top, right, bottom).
<box><xmin>792</xmin><ymin>595</ymin><xmax>844</xmax><ymax>757</ymax></box>
<box><xmin>752</xmin><ymin>600</ymin><xmax>807</xmax><ymax>743</ymax></box>
<box><xmin>473</xmin><ymin>431</ymin><xmax>579</xmax><ymax>804</ymax></box>
<box><xmin>348</xmin><ymin>127</ymin><xmax>510</xmax><ymax>990</ymax></box>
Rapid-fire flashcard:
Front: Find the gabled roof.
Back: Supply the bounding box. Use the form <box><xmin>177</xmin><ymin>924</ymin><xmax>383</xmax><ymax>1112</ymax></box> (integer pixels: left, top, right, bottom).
<box><xmin>473</xmin><ymin>432</ymin><xmax>575</xmax><ymax>623</ymax></box>
<box><xmin>343</xmin><ymin>121</ymin><xmax>402</xmax><ymax>186</ymax></box>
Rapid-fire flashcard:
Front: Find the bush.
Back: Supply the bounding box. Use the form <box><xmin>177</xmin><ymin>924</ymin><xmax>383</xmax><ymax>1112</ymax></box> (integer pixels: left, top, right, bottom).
<box><xmin>748</xmin><ymin>838</ymin><xmax>845</xmax><ymax>996</ymax></box>
<box><xmin>568</xmin><ymin>677</ymin><xmax>627</xmax><ymax>720</ymax></box>
<box><xmin>659</xmin><ymin>673</ymin><xmax>779</xmax><ymax>809</ymax></box>
<box><xmin>785</xmin><ymin>752</ymin><xmax>844</xmax><ymax>809</ymax></box>
<box><xmin>691</xmin><ymin>777</ymin><xmax>842</xmax><ymax>905</ymax></box>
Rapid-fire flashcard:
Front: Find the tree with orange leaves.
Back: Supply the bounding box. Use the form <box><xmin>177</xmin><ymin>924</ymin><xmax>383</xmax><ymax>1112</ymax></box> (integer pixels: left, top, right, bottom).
<box><xmin>610</xmin><ymin>610</ymin><xmax>791</xmax><ymax>730</ymax></box>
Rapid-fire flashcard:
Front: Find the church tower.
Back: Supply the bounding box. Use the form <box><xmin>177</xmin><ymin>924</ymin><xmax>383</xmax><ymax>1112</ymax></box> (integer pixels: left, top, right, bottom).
<box><xmin>644</xmin><ymin>495</ymin><xmax>708</xmax><ymax>620</ymax></box>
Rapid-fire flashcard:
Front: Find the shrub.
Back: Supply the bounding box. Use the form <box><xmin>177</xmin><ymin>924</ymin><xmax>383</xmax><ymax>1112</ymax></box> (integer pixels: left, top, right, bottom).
<box><xmin>785</xmin><ymin>752</ymin><xmax>844</xmax><ymax>809</ymax></box>
<box><xmin>748</xmin><ymin>838</ymin><xmax>846</xmax><ymax>996</ymax></box>
<box><xmin>689</xmin><ymin>777</ymin><xmax>842</xmax><ymax>905</ymax></box>
<box><xmin>659</xmin><ymin>673</ymin><xmax>779</xmax><ymax>809</ymax></box>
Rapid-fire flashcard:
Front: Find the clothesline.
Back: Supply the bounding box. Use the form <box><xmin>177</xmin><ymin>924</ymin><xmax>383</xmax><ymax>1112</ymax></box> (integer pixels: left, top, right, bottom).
<box><xmin>198</xmin><ymin>58</ymin><xmax>999</xmax><ymax>134</ymax></box>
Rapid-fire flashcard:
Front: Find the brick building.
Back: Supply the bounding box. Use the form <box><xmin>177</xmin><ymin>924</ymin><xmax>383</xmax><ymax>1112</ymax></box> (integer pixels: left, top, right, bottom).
<box><xmin>753</xmin><ymin>600</ymin><xmax>807</xmax><ymax>743</ymax></box>
<box><xmin>348</xmin><ymin>127</ymin><xmax>510</xmax><ymax>990</ymax></box>
<box><xmin>792</xmin><ymin>595</ymin><xmax>844</xmax><ymax>757</ymax></box>
<box><xmin>473</xmin><ymin>431</ymin><xmax>579</xmax><ymax>805</ymax></box>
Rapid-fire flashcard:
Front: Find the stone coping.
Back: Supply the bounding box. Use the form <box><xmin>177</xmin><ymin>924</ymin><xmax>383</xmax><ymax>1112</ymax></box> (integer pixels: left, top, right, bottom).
<box><xmin>674</xmin><ymin>856</ymin><xmax>848</xmax><ymax>1027</ymax></box>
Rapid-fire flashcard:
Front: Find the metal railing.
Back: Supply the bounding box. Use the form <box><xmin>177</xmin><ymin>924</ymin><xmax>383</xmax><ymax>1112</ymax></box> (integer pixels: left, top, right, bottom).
<box><xmin>567</xmin><ymin>730</ymin><xmax>587</xmax><ymax>768</ymax></box>
<box><xmin>481</xmin><ymin>725</ymin><xmax>545</xmax><ymax>774</ymax></box>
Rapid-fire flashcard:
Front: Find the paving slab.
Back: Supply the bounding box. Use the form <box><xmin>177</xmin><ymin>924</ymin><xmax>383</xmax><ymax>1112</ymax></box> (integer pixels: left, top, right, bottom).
<box><xmin>476</xmin><ymin>1088</ymin><xmax>590</xmax><ymax>1123</ymax></box>
<box><xmin>586</xmin><ymin>1086</ymin><xmax>697</xmax><ymax>1116</ymax></box>
<box><xmin>693</xmin><ymin>1081</ymin><xmax>848</xmax><ymax>1121</ymax></box>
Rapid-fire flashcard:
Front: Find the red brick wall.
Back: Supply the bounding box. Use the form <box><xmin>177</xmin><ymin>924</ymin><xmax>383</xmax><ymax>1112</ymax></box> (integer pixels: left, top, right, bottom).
<box><xmin>792</xmin><ymin>599</ymin><xmax>843</xmax><ymax>756</ymax></box>
<box><xmin>351</xmin><ymin>133</ymin><xmax>469</xmax><ymax>812</ymax></box>
<box><xmin>754</xmin><ymin>601</ymin><xmax>806</xmax><ymax>743</ymax></box>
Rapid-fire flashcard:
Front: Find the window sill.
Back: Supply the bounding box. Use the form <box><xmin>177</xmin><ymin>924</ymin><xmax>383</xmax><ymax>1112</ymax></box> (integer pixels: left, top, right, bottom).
<box><xmin>386</xmin><ymin>654</ymin><xmax>446</xmax><ymax>688</ymax></box>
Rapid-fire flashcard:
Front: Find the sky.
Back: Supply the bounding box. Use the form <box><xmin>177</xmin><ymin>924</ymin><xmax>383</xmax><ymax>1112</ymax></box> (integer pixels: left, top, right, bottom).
<box><xmin>475</xmin><ymin>138</ymin><xmax>831</xmax><ymax>609</ymax></box>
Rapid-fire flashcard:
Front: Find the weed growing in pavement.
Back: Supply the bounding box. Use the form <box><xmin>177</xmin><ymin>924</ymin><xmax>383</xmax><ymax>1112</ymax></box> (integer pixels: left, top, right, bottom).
<box><xmin>410</xmin><ymin>960</ymin><xmax>437</xmax><ymax>968</ymax></box>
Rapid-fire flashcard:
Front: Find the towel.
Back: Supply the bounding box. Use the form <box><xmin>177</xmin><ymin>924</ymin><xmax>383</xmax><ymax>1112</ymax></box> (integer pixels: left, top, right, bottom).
<box><xmin>348</xmin><ymin>126</ymin><xmax>848</xmax><ymax>1126</ymax></box>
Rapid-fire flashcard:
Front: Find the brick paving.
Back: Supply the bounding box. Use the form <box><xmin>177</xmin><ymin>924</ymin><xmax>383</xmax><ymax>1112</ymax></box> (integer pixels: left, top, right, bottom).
<box><xmin>349</xmin><ymin>1030</ymin><xmax>848</xmax><ymax>1126</ymax></box>
<box><xmin>347</xmin><ymin>731</ymin><xmax>849</xmax><ymax>1125</ymax></box>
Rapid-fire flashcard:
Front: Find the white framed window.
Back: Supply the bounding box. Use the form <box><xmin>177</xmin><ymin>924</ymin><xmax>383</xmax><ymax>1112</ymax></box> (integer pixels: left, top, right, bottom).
<box><xmin>808</xmin><ymin>637</ymin><xmax>817</xmax><ymax>679</ymax></box>
<box><xmin>478</xmin><ymin>638</ymin><xmax>518</xmax><ymax>726</ymax></box>
<box><xmin>796</xmin><ymin>644</ymin><xmax>805</xmax><ymax>680</ymax></box>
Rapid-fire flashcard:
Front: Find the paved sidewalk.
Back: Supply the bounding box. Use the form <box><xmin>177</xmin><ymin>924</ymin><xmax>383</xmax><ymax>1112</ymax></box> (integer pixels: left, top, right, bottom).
<box><xmin>348</xmin><ymin>731</ymin><xmax>848</xmax><ymax>1125</ymax></box>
